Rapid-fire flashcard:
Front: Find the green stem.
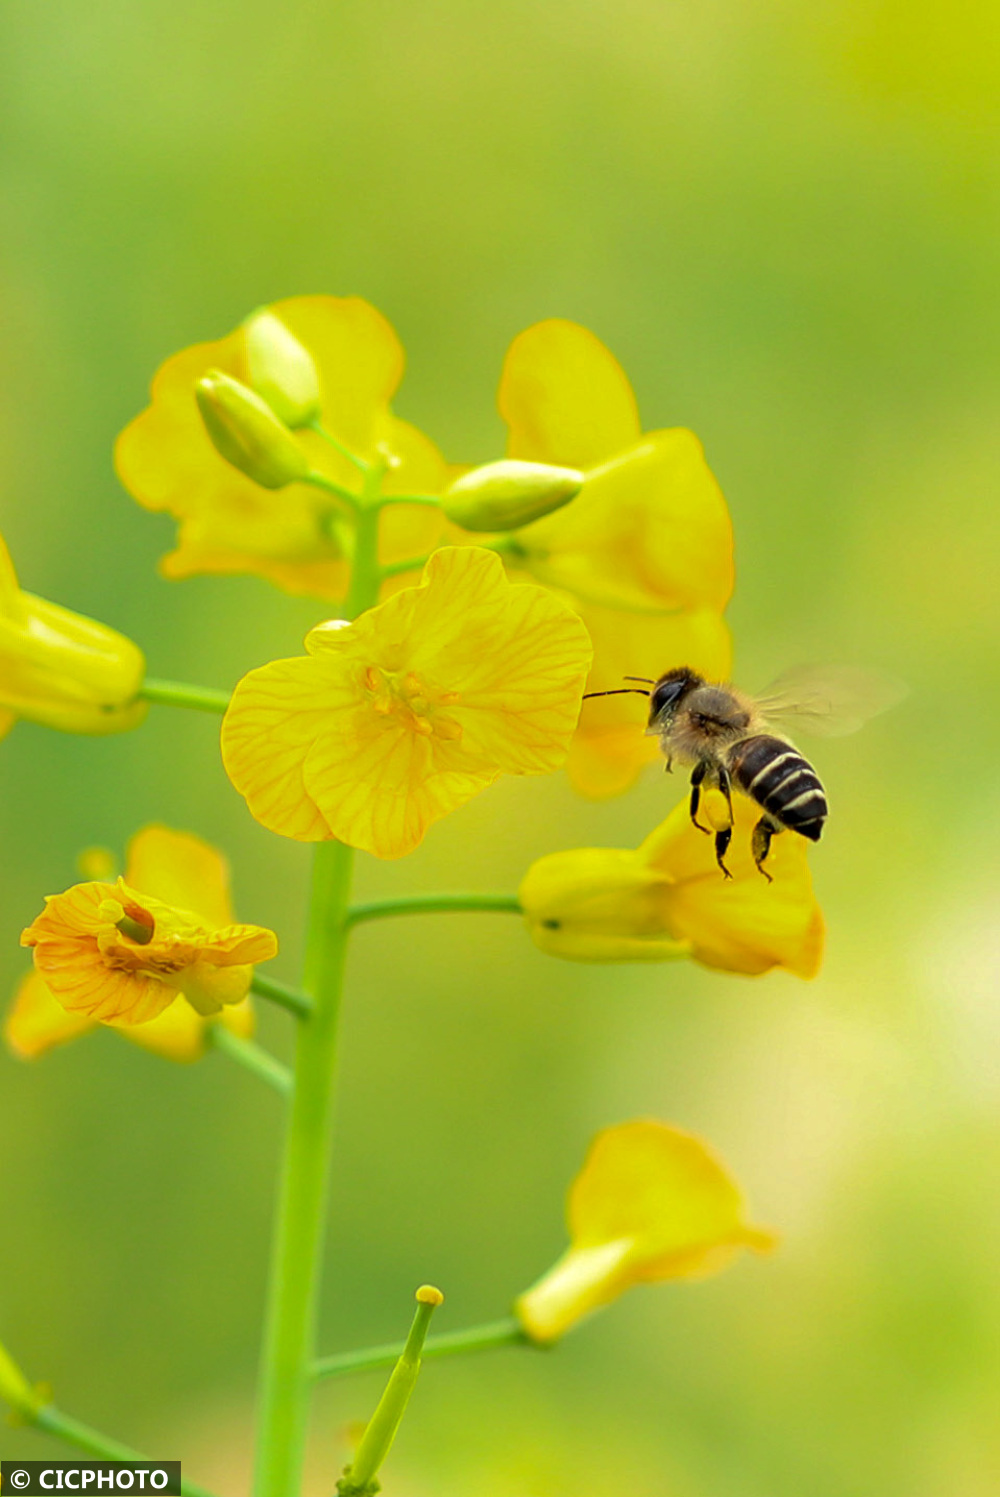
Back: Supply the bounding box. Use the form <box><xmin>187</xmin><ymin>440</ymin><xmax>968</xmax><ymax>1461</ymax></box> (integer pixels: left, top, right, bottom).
<box><xmin>33</xmin><ymin>1405</ymin><xmax>218</xmax><ymax>1497</ymax></box>
<box><xmin>251</xmin><ymin>971</ymin><xmax>314</xmax><ymax>1019</ymax></box>
<box><xmin>209</xmin><ymin>1026</ymin><xmax>293</xmax><ymax>1096</ymax></box>
<box><xmin>347</xmin><ymin>893</ymin><xmax>522</xmax><ymax>927</ymax></box>
<box><xmin>376</xmin><ymin>492</ymin><xmax>441</xmax><ymax>508</ymax></box>
<box><xmin>307</xmin><ymin>419</ymin><xmax>369</xmax><ymax>475</ymax></box>
<box><xmin>306</xmin><ymin>469</ymin><xmax>362</xmax><ymax>507</ymax></box>
<box><xmin>313</xmin><ymin>1317</ymin><xmax>529</xmax><ymax>1381</ymax></box>
<box><xmin>139</xmin><ymin>678</ymin><xmax>231</xmax><ymax>714</ymax></box>
<box><xmin>253</xmin><ymin>485</ymin><xmax>383</xmax><ymax>1497</ymax></box>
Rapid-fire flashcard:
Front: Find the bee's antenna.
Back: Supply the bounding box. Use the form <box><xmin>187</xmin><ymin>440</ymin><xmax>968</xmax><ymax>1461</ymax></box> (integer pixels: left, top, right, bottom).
<box><xmin>622</xmin><ymin>675</ymin><xmax>654</xmax><ymax>684</ymax></box>
<box><xmin>582</xmin><ymin>688</ymin><xmax>651</xmax><ymax>699</ymax></box>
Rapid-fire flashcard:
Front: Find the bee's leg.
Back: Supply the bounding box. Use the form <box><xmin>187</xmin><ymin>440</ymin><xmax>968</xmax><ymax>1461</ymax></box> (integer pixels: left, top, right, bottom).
<box><xmin>664</xmin><ymin>754</ymin><xmax>673</xmax><ymax>774</ymax></box>
<box><xmin>714</xmin><ymin>826</ymin><xmax>733</xmax><ymax>879</ymax></box>
<box><xmin>752</xmin><ymin>816</ymin><xmax>780</xmax><ymax>883</ymax></box>
<box><xmin>689</xmin><ymin>761</ymin><xmax>710</xmax><ymax>833</ymax></box>
<box><xmin>716</xmin><ymin>764</ymin><xmax>735</xmax><ymax>826</ymax></box>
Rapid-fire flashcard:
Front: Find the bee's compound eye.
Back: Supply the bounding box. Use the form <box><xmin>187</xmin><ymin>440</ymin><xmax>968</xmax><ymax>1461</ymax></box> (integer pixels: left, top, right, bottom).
<box><xmin>650</xmin><ymin>679</ymin><xmax>686</xmax><ymax>717</ymax></box>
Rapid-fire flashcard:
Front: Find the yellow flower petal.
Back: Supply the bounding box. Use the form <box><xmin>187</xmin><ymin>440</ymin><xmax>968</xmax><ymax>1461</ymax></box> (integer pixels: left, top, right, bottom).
<box><xmin>569</xmin><ymin>1120</ymin><xmax>772</xmax><ymax>1270</ymax></box>
<box><xmin>640</xmin><ymin>796</ymin><xmax>824</xmax><ymax>978</ymax></box>
<box><xmin>4</xmin><ymin>969</ymin><xmax>95</xmax><ymax>1059</ymax></box>
<box><xmin>124</xmin><ymin>824</ymin><xmax>233</xmax><ymax>928</ymax></box>
<box><xmin>223</xmin><ymin>547</ymin><xmax>593</xmax><ymax>858</ymax></box>
<box><xmin>516</xmin><ymin>1120</ymin><xmax>774</xmax><ymax>1342</ymax></box>
<box><xmin>110</xmin><ymin>995</ymin><xmax>208</xmax><ymax>1063</ymax></box>
<box><xmin>517</xmin><ymin>432</ymin><xmax>734</xmax><ymax>615</ymax></box>
<box><xmin>499</xmin><ymin>319</ymin><xmax>641</xmax><ymax>468</ymax></box>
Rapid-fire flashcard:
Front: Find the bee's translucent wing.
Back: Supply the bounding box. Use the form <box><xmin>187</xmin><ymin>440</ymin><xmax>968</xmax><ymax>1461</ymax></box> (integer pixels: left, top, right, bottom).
<box><xmin>755</xmin><ymin>664</ymin><xmax>908</xmax><ymax>738</ymax></box>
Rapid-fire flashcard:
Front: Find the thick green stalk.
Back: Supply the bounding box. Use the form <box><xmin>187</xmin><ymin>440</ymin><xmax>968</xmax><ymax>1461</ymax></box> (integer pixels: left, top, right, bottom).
<box><xmin>347</xmin><ymin>893</ymin><xmax>522</xmax><ymax>926</ymax></box>
<box><xmin>312</xmin><ymin>1317</ymin><xmax>529</xmax><ymax>1381</ymax></box>
<box><xmin>253</xmin><ymin>489</ymin><xmax>382</xmax><ymax>1497</ymax></box>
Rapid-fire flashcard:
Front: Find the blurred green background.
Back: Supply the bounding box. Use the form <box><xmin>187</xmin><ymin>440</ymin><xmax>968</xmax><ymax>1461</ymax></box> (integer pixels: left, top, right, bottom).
<box><xmin>1</xmin><ymin>1</ymin><xmax>999</xmax><ymax>1492</ymax></box>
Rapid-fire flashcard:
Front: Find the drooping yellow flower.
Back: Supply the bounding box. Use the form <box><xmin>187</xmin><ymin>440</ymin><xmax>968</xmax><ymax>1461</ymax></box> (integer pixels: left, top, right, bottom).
<box><xmin>222</xmin><ymin>546</ymin><xmax>593</xmax><ymax>859</ymax></box>
<box><xmin>519</xmin><ymin>791</ymin><xmax>823</xmax><ymax>977</ymax></box>
<box><xmin>515</xmin><ymin>1119</ymin><xmax>775</xmax><ymax>1344</ymax></box>
<box><xmin>0</xmin><ymin>533</ymin><xmax>146</xmax><ymax>739</ymax></box>
<box><xmin>19</xmin><ymin>825</ymin><xmax>276</xmax><ymax>1030</ymax></box>
<box><xmin>115</xmin><ymin>295</ymin><xmax>451</xmax><ymax>600</ymax></box>
<box><xmin>495</xmin><ymin>319</ymin><xmax>734</xmax><ymax>796</ymax></box>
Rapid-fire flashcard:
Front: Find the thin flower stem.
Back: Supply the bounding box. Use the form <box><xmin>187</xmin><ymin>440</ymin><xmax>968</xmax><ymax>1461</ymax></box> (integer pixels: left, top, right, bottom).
<box><xmin>305</xmin><ymin>469</ymin><xmax>362</xmax><ymax>507</ymax></box>
<box><xmin>347</xmin><ymin>893</ymin><xmax>522</xmax><ymax>926</ymax></box>
<box><xmin>139</xmin><ymin>678</ymin><xmax>231</xmax><ymax>714</ymax></box>
<box><xmin>312</xmin><ymin>1317</ymin><xmax>530</xmax><ymax>1381</ymax></box>
<box><xmin>379</xmin><ymin>553</ymin><xmax>431</xmax><ymax>580</ymax></box>
<box><xmin>253</xmin><ymin>477</ymin><xmax>384</xmax><ymax>1497</ymax></box>
<box><xmin>251</xmin><ymin>971</ymin><xmax>314</xmax><ymax>1019</ymax></box>
<box><xmin>307</xmin><ymin>418</ymin><xmax>369</xmax><ymax>475</ymax></box>
<box><xmin>33</xmin><ymin>1405</ymin><xmax>218</xmax><ymax>1497</ymax></box>
<box><xmin>209</xmin><ymin>1026</ymin><xmax>293</xmax><ymax>1096</ymax></box>
<box><xmin>375</xmin><ymin>492</ymin><xmax>441</xmax><ymax>508</ymax></box>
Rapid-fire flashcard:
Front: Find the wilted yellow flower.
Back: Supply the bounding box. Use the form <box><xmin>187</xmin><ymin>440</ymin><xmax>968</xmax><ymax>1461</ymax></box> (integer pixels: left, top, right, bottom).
<box><xmin>515</xmin><ymin>1119</ymin><xmax>775</xmax><ymax>1343</ymax></box>
<box><xmin>519</xmin><ymin>791</ymin><xmax>823</xmax><ymax>977</ymax></box>
<box><xmin>496</xmin><ymin>319</ymin><xmax>733</xmax><ymax>796</ymax></box>
<box><xmin>222</xmin><ymin>546</ymin><xmax>592</xmax><ymax>859</ymax></box>
<box><xmin>0</xmin><ymin>533</ymin><xmax>146</xmax><ymax>739</ymax></box>
<box><xmin>115</xmin><ymin>295</ymin><xmax>451</xmax><ymax>600</ymax></box>
<box><xmin>20</xmin><ymin>825</ymin><xmax>277</xmax><ymax>1029</ymax></box>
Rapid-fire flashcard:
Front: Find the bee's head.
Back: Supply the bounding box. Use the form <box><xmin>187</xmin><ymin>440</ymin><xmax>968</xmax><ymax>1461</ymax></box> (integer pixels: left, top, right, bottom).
<box><xmin>647</xmin><ymin>667</ymin><xmax>703</xmax><ymax>728</ymax></box>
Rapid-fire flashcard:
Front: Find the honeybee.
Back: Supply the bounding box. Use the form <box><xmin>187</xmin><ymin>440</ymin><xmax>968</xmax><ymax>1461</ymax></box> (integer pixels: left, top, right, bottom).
<box><xmin>584</xmin><ymin>664</ymin><xmax>906</xmax><ymax>880</ymax></box>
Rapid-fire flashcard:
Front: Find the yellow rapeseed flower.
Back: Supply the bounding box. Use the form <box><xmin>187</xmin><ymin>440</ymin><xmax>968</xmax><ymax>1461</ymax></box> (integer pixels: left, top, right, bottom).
<box><xmin>19</xmin><ymin>825</ymin><xmax>277</xmax><ymax>1029</ymax></box>
<box><xmin>115</xmin><ymin>295</ymin><xmax>451</xmax><ymax>601</ymax></box>
<box><xmin>519</xmin><ymin>791</ymin><xmax>823</xmax><ymax>977</ymax></box>
<box><xmin>0</xmin><ymin>533</ymin><xmax>146</xmax><ymax>738</ymax></box>
<box><xmin>496</xmin><ymin>319</ymin><xmax>733</xmax><ymax>796</ymax></box>
<box><xmin>515</xmin><ymin>1119</ymin><xmax>775</xmax><ymax>1343</ymax></box>
<box><xmin>7</xmin><ymin>827</ymin><xmax>257</xmax><ymax>1062</ymax></box>
<box><xmin>222</xmin><ymin>546</ymin><xmax>593</xmax><ymax>859</ymax></box>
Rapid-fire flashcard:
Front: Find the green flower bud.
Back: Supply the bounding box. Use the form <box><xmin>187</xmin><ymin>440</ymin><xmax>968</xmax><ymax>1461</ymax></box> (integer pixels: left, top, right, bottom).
<box><xmin>242</xmin><ymin>310</ymin><xmax>321</xmax><ymax>429</ymax></box>
<box><xmin>442</xmin><ymin>460</ymin><xmax>583</xmax><ymax>532</ymax></box>
<box><xmin>195</xmin><ymin>370</ymin><xmax>311</xmax><ymax>489</ymax></box>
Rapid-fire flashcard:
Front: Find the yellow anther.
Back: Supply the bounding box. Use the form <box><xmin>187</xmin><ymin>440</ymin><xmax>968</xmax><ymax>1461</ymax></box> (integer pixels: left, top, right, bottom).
<box><xmin>432</xmin><ymin>717</ymin><xmax>462</xmax><ymax>742</ymax></box>
<box><xmin>416</xmin><ymin>1285</ymin><xmax>444</xmax><ymax>1307</ymax></box>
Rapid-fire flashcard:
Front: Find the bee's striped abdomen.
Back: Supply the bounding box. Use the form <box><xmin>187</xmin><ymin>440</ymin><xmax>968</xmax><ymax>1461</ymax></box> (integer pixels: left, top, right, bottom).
<box><xmin>729</xmin><ymin>735</ymin><xmax>828</xmax><ymax>841</ymax></box>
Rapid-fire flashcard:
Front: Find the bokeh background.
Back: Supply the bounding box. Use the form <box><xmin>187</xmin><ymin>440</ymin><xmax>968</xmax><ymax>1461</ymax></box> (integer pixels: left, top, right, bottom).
<box><xmin>1</xmin><ymin>2</ymin><xmax>999</xmax><ymax>1493</ymax></box>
